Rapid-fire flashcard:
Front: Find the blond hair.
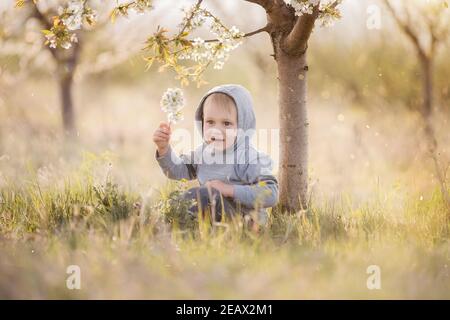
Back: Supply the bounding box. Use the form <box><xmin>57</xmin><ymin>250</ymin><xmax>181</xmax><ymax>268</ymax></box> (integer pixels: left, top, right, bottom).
<box><xmin>203</xmin><ymin>92</ymin><xmax>236</xmax><ymax>115</ymax></box>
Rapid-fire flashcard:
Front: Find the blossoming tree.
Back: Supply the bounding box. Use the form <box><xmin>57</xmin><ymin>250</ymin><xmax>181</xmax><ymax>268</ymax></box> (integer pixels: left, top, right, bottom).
<box><xmin>11</xmin><ymin>0</ymin><xmax>98</xmax><ymax>135</ymax></box>
<box><xmin>16</xmin><ymin>0</ymin><xmax>342</xmax><ymax>212</ymax></box>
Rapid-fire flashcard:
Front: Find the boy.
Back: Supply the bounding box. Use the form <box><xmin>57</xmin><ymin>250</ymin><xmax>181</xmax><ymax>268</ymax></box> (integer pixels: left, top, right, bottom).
<box><xmin>153</xmin><ymin>84</ymin><xmax>278</xmax><ymax>225</ymax></box>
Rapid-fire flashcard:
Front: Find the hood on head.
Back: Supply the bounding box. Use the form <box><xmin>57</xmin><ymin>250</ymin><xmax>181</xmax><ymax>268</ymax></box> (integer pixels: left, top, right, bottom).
<box><xmin>194</xmin><ymin>84</ymin><xmax>256</xmax><ymax>147</ymax></box>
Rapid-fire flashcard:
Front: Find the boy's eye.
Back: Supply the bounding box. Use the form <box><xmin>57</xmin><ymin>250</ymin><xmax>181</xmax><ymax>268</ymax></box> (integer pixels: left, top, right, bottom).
<box><xmin>206</xmin><ymin>120</ymin><xmax>214</xmax><ymax>125</ymax></box>
<box><xmin>224</xmin><ymin>121</ymin><xmax>232</xmax><ymax>126</ymax></box>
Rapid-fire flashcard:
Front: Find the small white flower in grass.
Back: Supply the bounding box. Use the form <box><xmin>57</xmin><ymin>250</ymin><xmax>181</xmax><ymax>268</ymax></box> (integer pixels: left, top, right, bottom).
<box><xmin>160</xmin><ymin>87</ymin><xmax>185</xmax><ymax>124</ymax></box>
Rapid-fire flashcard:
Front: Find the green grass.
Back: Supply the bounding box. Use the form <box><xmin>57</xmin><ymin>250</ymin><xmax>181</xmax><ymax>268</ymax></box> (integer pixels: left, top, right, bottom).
<box><xmin>1</xmin><ymin>159</ymin><xmax>449</xmax><ymax>299</ymax></box>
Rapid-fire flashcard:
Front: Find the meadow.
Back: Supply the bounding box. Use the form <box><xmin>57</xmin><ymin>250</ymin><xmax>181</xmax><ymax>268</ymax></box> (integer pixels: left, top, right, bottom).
<box><xmin>1</xmin><ymin>67</ymin><xmax>449</xmax><ymax>298</ymax></box>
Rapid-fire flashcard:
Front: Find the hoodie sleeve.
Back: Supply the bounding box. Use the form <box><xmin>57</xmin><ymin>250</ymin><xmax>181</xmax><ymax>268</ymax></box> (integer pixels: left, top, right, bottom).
<box><xmin>233</xmin><ymin>152</ymin><xmax>279</xmax><ymax>209</ymax></box>
<box><xmin>155</xmin><ymin>145</ymin><xmax>197</xmax><ymax>180</ymax></box>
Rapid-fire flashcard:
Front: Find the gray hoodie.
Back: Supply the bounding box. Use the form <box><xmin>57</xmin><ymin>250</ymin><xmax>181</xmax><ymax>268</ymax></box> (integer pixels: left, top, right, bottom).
<box><xmin>156</xmin><ymin>84</ymin><xmax>278</xmax><ymax>223</ymax></box>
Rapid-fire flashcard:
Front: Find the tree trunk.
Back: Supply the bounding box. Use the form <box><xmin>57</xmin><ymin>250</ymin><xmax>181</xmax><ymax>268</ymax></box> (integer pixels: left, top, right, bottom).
<box><xmin>274</xmin><ymin>36</ymin><xmax>309</xmax><ymax>212</ymax></box>
<box><xmin>420</xmin><ymin>56</ymin><xmax>435</xmax><ymax>150</ymax></box>
<box><xmin>58</xmin><ymin>68</ymin><xmax>76</xmax><ymax>136</ymax></box>
<box><xmin>33</xmin><ymin>4</ymin><xmax>78</xmax><ymax>137</ymax></box>
<box><xmin>419</xmin><ymin>56</ymin><xmax>450</xmax><ymax>210</ymax></box>
<box><xmin>55</xmin><ymin>39</ymin><xmax>80</xmax><ymax>138</ymax></box>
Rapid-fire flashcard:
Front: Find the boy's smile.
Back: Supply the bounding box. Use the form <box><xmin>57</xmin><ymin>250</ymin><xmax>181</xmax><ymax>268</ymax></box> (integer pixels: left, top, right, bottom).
<box><xmin>202</xmin><ymin>95</ymin><xmax>238</xmax><ymax>151</ymax></box>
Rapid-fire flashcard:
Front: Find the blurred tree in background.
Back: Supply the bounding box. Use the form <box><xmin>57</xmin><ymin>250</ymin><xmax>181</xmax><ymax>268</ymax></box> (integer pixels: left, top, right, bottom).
<box><xmin>382</xmin><ymin>0</ymin><xmax>450</xmax><ymax>208</ymax></box>
<box><xmin>2</xmin><ymin>0</ymin><xmax>150</xmax><ymax>136</ymax></box>
<box><xmin>8</xmin><ymin>0</ymin><xmax>99</xmax><ymax>136</ymax></box>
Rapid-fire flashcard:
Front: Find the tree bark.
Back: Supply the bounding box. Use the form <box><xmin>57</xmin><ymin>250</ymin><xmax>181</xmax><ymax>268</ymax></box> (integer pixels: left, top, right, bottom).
<box><xmin>260</xmin><ymin>1</ymin><xmax>317</xmax><ymax>213</ymax></box>
<box><xmin>274</xmin><ymin>34</ymin><xmax>309</xmax><ymax>212</ymax></box>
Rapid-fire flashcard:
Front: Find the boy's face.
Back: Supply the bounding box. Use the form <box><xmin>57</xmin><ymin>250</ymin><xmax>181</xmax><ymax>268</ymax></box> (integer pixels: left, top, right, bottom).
<box><xmin>203</xmin><ymin>100</ymin><xmax>238</xmax><ymax>151</ymax></box>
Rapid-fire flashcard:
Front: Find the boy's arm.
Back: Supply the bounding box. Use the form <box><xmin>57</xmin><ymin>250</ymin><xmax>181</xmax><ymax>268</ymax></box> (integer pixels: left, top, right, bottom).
<box><xmin>232</xmin><ymin>175</ymin><xmax>279</xmax><ymax>209</ymax></box>
<box><xmin>232</xmin><ymin>152</ymin><xmax>279</xmax><ymax>208</ymax></box>
<box><xmin>156</xmin><ymin>145</ymin><xmax>197</xmax><ymax>180</ymax></box>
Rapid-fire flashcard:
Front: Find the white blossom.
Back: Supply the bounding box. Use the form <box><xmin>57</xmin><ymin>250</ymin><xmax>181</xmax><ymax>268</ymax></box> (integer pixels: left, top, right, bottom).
<box><xmin>160</xmin><ymin>88</ymin><xmax>185</xmax><ymax>124</ymax></box>
<box><xmin>83</xmin><ymin>9</ymin><xmax>97</xmax><ymax>24</ymax></box>
<box><xmin>167</xmin><ymin>111</ymin><xmax>184</xmax><ymax>123</ymax></box>
<box><xmin>229</xmin><ymin>25</ymin><xmax>242</xmax><ymax>37</ymax></box>
<box><xmin>45</xmin><ymin>33</ymin><xmax>58</xmax><ymax>48</ymax></box>
<box><xmin>142</xmin><ymin>4</ymin><xmax>246</xmax><ymax>84</ymax></box>
<box><xmin>60</xmin><ymin>40</ymin><xmax>72</xmax><ymax>49</ymax></box>
<box><xmin>44</xmin><ymin>0</ymin><xmax>98</xmax><ymax>49</ymax></box>
<box><xmin>197</xmin><ymin>25</ymin><xmax>243</xmax><ymax>69</ymax></box>
<box><xmin>284</xmin><ymin>0</ymin><xmax>318</xmax><ymax>16</ymax></box>
<box><xmin>213</xmin><ymin>60</ymin><xmax>224</xmax><ymax>70</ymax></box>
<box><xmin>192</xmin><ymin>37</ymin><xmax>205</xmax><ymax>47</ymax></box>
<box><xmin>134</xmin><ymin>0</ymin><xmax>153</xmax><ymax>13</ymax></box>
<box><xmin>179</xmin><ymin>4</ymin><xmax>206</xmax><ymax>31</ymax></box>
<box><xmin>284</xmin><ymin>0</ymin><xmax>341</xmax><ymax>27</ymax></box>
<box><xmin>61</xmin><ymin>0</ymin><xmax>84</xmax><ymax>31</ymax></box>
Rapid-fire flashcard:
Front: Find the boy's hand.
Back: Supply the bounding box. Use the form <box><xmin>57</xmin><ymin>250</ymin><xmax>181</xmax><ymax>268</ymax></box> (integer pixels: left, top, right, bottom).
<box><xmin>153</xmin><ymin>121</ymin><xmax>171</xmax><ymax>156</ymax></box>
<box><xmin>205</xmin><ymin>180</ymin><xmax>235</xmax><ymax>198</ymax></box>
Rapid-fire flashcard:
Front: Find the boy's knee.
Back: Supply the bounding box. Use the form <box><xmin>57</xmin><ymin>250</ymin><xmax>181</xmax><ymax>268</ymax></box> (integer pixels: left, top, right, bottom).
<box><xmin>181</xmin><ymin>186</ymin><xmax>228</xmax><ymax>221</ymax></box>
<box><xmin>181</xmin><ymin>186</ymin><xmax>212</xmax><ymax>212</ymax></box>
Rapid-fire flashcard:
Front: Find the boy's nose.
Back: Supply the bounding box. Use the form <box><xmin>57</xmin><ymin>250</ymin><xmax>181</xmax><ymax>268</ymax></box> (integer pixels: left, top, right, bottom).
<box><xmin>207</xmin><ymin>128</ymin><xmax>224</xmax><ymax>137</ymax></box>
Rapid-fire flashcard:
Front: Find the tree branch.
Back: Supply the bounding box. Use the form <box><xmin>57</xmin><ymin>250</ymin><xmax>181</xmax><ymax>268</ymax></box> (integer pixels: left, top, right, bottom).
<box><xmin>201</xmin><ymin>23</ymin><xmax>272</xmax><ymax>43</ymax></box>
<box><xmin>31</xmin><ymin>3</ymin><xmax>59</xmax><ymax>60</ymax></box>
<box><xmin>282</xmin><ymin>3</ymin><xmax>320</xmax><ymax>56</ymax></box>
<box><xmin>31</xmin><ymin>3</ymin><xmax>52</xmax><ymax>30</ymax></box>
<box><xmin>423</xmin><ymin>9</ymin><xmax>446</xmax><ymax>58</ymax></box>
<box><xmin>31</xmin><ymin>1</ymin><xmax>83</xmax><ymax>68</ymax></box>
<box><xmin>178</xmin><ymin>0</ymin><xmax>203</xmax><ymax>36</ymax></box>
<box><xmin>244</xmin><ymin>23</ymin><xmax>273</xmax><ymax>37</ymax></box>
<box><xmin>383</xmin><ymin>0</ymin><xmax>427</xmax><ymax>59</ymax></box>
